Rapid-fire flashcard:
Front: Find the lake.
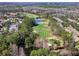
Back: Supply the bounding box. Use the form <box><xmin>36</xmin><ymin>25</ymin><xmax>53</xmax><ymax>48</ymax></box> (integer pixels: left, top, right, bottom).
<box><xmin>35</xmin><ymin>18</ymin><xmax>42</xmax><ymax>24</ymax></box>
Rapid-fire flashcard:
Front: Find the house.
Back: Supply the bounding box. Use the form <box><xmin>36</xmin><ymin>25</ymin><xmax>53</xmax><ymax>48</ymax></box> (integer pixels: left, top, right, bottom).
<box><xmin>0</xmin><ymin>18</ymin><xmax>4</xmax><ymax>33</ymax></box>
<box><xmin>9</xmin><ymin>23</ymin><xmax>18</xmax><ymax>32</ymax></box>
<box><xmin>53</xmin><ymin>17</ymin><xmax>63</xmax><ymax>23</ymax></box>
<box><xmin>65</xmin><ymin>25</ymin><xmax>79</xmax><ymax>42</ymax></box>
<box><xmin>34</xmin><ymin>38</ymin><xmax>52</xmax><ymax>50</ymax></box>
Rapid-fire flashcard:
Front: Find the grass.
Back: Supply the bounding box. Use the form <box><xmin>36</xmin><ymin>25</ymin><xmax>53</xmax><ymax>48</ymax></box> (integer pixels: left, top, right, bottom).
<box><xmin>26</xmin><ymin>13</ymin><xmax>52</xmax><ymax>39</ymax></box>
<box><xmin>33</xmin><ymin>24</ymin><xmax>51</xmax><ymax>38</ymax></box>
<box><xmin>26</xmin><ymin>13</ymin><xmax>38</xmax><ymax>18</ymax></box>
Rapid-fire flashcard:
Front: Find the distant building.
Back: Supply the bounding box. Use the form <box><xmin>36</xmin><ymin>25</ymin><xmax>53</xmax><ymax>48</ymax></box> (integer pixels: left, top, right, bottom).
<box><xmin>34</xmin><ymin>38</ymin><xmax>52</xmax><ymax>50</ymax></box>
<box><xmin>9</xmin><ymin>23</ymin><xmax>18</xmax><ymax>32</ymax></box>
<box><xmin>53</xmin><ymin>17</ymin><xmax>63</xmax><ymax>23</ymax></box>
<box><xmin>65</xmin><ymin>25</ymin><xmax>79</xmax><ymax>42</ymax></box>
<box><xmin>0</xmin><ymin>19</ymin><xmax>4</xmax><ymax>33</ymax></box>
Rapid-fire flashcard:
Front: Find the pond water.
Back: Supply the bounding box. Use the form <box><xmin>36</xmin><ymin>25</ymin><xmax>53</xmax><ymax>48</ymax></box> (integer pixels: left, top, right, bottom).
<box><xmin>35</xmin><ymin>18</ymin><xmax>42</xmax><ymax>24</ymax></box>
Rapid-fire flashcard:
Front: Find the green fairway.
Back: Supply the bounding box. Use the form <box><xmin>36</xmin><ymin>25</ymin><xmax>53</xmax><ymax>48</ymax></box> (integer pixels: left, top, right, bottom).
<box><xmin>26</xmin><ymin>13</ymin><xmax>52</xmax><ymax>39</ymax></box>
<box><xmin>33</xmin><ymin>24</ymin><xmax>51</xmax><ymax>38</ymax></box>
<box><xmin>26</xmin><ymin>13</ymin><xmax>38</xmax><ymax>18</ymax></box>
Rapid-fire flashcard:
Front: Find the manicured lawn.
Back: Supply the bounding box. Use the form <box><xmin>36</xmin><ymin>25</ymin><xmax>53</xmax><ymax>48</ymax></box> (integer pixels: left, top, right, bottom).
<box><xmin>26</xmin><ymin>13</ymin><xmax>38</xmax><ymax>18</ymax></box>
<box><xmin>33</xmin><ymin>24</ymin><xmax>51</xmax><ymax>38</ymax></box>
<box><xmin>26</xmin><ymin>13</ymin><xmax>52</xmax><ymax>39</ymax></box>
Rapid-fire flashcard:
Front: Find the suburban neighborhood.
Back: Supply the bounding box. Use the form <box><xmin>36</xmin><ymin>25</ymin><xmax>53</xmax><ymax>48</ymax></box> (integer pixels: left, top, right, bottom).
<box><xmin>0</xmin><ymin>2</ymin><xmax>79</xmax><ymax>56</ymax></box>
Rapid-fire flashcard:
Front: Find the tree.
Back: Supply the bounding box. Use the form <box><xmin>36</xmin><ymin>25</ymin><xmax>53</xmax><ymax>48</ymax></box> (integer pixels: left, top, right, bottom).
<box><xmin>61</xmin><ymin>30</ymin><xmax>73</xmax><ymax>48</ymax></box>
<box><xmin>0</xmin><ymin>14</ymin><xmax>36</xmax><ymax>56</ymax></box>
<box><xmin>75</xmin><ymin>41</ymin><xmax>79</xmax><ymax>50</ymax></box>
<box><xmin>18</xmin><ymin>15</ymin><xmax>36</xmax><ymax>48</ymax></box>
<box><xmin>49</xmin><ymin>16</ymin><xmax>65</xmax><ymax>36</ymax></box>
<box><xmin>30</xmin><ymin>48</ymin><xmax>49</xmax><ymax>56</ymax></box>
<box><xmin>6</xmin><ymin>32</ymin><xmax>19</xmax><ymax>43</ymax></box>
<box><xmin>48</xmin><ymin>39</ymin><xmax>60</xmax><ymax>47</ymax></box>
<box><xmin>0</xmin><ymin>34</ymin><xmax>12</xmax><ymax>56</ymax></box>
<box><xmin>49</xmin><ymin>50</ymin><xmax>60</xmax><ymax>56</ymax></box>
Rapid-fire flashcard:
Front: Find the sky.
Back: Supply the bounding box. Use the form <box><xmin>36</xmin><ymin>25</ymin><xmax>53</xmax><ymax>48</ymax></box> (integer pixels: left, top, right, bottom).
<box><xmin>0</xmin><ymin>0</ymin><xmax>79</xmax><ymax>2</ymax></box>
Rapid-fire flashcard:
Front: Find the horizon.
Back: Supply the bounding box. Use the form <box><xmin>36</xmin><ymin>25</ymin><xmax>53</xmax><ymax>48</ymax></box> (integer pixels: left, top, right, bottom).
<box><xmin>0</xmin><ymin>2</ymin><xmax>79</xmax><ymax>6</ymax></box>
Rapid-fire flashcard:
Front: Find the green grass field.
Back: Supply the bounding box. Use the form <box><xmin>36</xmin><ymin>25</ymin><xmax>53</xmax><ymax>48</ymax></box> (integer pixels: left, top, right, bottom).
<box><xmin>33</xmin><ymin>24</ymin><xmax>51</xmax><ymax>38</ymax></box>
<box><xmin>26</xmin><ymin>13</ymin><xmax>52</xmax><ymax>39</ymax></box>
<box><xmin>26</xmin><ymin>13</ymin><xmax>38</xmax><ymax>18</ymax></box>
